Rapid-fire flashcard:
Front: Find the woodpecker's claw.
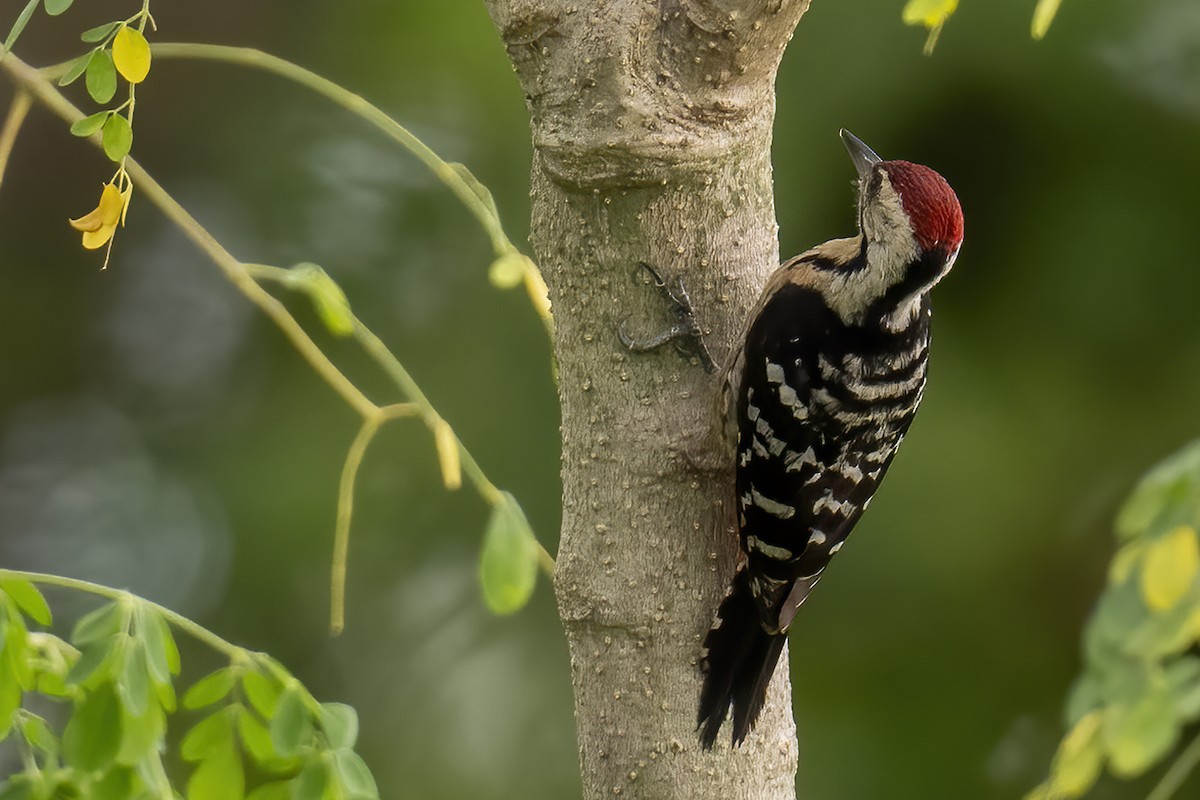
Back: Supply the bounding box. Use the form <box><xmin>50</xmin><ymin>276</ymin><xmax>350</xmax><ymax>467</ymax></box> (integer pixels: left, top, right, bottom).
<box><xmin>618</xmin><ymin>262</ymin><xmax>716</xmax><ymax>373</ymax></box>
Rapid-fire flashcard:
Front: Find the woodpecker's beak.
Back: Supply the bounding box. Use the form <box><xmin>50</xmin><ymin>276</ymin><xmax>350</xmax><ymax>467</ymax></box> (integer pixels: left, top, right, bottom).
<box><xmin>840</xmin><ymin>129</ymin><xmax>882</xmax><ymax>180</ymax></box>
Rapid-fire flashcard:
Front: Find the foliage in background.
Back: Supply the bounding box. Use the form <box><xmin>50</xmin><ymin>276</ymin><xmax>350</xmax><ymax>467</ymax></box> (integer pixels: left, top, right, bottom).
<box><xmin>903</xmin><ymin>0</ymin><xmax>1067</xmax><ymax>53</ymax></box>
<box><xmin>1</xmin><ymin>1</ymin><xmax>554</xmax><ymax>634</ymax></box>
<box><xmin>1</xmin><ymin>0</ymin><xmax>555</xmax><ymax>794</ymax></box>
<box><xmin>1030</xmin><ymin>441</ymin><xmax>1200</xmax><ymax>800</ymax></box>
<box><xmin>0</xmin><ymin>572</ymin><xmax>380</xmax><ymax>800</ymax></box>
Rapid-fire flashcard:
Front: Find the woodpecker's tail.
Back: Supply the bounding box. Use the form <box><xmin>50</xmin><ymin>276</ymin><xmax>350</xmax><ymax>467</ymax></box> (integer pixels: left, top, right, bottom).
<box><xmin>697</xmin><ymin>568</ymin><xmax>788</xmax><ymax>749</ymax></box>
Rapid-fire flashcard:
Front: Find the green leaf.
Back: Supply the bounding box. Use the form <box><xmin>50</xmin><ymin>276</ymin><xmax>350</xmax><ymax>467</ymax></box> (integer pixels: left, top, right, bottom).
<box><xmin>57</xmin><ymin>52</ymin><xmax>91</xmax><ymax>86</ymax></box>
<box><xmin>185</xmin><ymin>668</ymin><xmax>236</xmax><ymax>710</ymax></box>
<box><xmin>92</xmin><ymin>767</ymin><xmax>133</xmax><ymax>800</ymax></box>
<box><xmin>270</xmin><ymin>687</ymin><xmax>311</xmax><ymax>759</ymax></box>
<box><xmin>0</xmin><ymin>580</ymin><xmax>51</xmax><ymax>626</ymax></box>
<box><xmin>479</xmin><ymin>492</ymin><xmax>539</xmax><ymax>614</ymax></box>
<box><xmin>85</xmin><ymin>49</ymin><xmax>118</xmax><ymax>104</ymax></box>
<box><xmin>1065</xmin><ymin>673</ymin><xmax>1102</xmax><ymax>727</ymax></box>
<box><xmin>2</xmin><ymin>0</ymin><xmax>39</xmax><ymax>55</ymax></box>
<box><xmin>101</xmin><ymin>114</ymin><xmax>133</xmax><ymax>162</ymax></box>
<box><xmin>138</xmin><ymin>605</ymin><xmax>179</xmax><ymax>685</ymax></box>
<box><xmin>242</xmin><ymin>670</ymin><xmax>281</xmax><ymax>719</ymax></box>
<box><xmin>156</xmin><ymin>678</ymin><xmax>177</xmax><ymax>713</ymax></box>
<box><xmin>43</xmin><ymin>0</ymin><xmax>73</xmax><ymax>16</ymax></box>
<box><xmin>67</xmin><ymin>640</ymin><xmax>115</xmax><ymax>687</ymax></box>
<box><xmin>245</xmin><ymin>783</ymin><xmax>291</xmax><ymax>800</ymax></box>
<box><xmin>1085</xmin><ymin>580</ymin><xmax>1144</xmax><ymax>669</ymax></box>
<box><xmin>72</xmin><ymin>601</ymin><xmax>123</xmax><ymax>646</ymax></box>
<box><xmin>187</xmin><ymin>740</ymin><xmax>244</xmax><ymax>800</ymax></box>
<box><xmin>1116</xmin><ymin>441</ymin><xmax>1200</xmax><ymax>540</ymax></box>
<box><xmin>291</xmin><ymin>263</ymin><xmax>353</xmax><ymax>337</ymax></box>
<box><xmin>62</xmin><ymin>684</ymin><xmax>123</xmax><ymax>772</ymax></box>
<box><xmin>81</xmin><ymin>22</ymin><xmax>119</xmax><ymax>43</ymax></box>
<box><xmin>0</xmin><ymin>776</ymin><xmax>34</xmax><ymax>800</ymax></box>
<box><xmin>237</xmin><ymin>706</ymin><xmax>279</xmax><ymax>767</ymax></box>
<box><xmin>292</xmin><ymin>758</ymin><xmax>328</xmax><ymax>800</ymax></box>
<box><xmin>70</xmin><ymin>111</ymin><xmax>109</xmax><ymax>138</ymax></box>
<box><xmin>2</xmin><ymin>612</ymin><xmax>32</xmax><ymax>691</ymax></box>
<box><xmin>1103</xmin><ymin>676</ymin><xmax>1180</xmax><ymax>777</ymax></box>
<box><xmin>318</xmin><ymin>703</ymin><xmax>358</xmax><ymax>750</ymax></box>
<box><xmin>116</xmin><ymin>700</ymin><xmax>164</xmax><ymax>767</ymax></box>
<box><xmin>19</xmin><ymin>713</ymin><xmax>57</xmax><ymax>756</ymax></box>
<box><xmin>1125</xmin><ymin>593</ymin><xmax>1199</xmax><ymax>660</ymax></box>
<box><xmin>332</xmin><ymin>750</ymin><xmax>378</xmax><ymax>798</ymax></box>
<box><xmin>0</xmin><ymin>657</ymin><xmax>22</xmax><ymax>741</ymax></box>
<box><xmin>1168</xmin><ymin>656</ymin><xmax>1200</xmax><ymax>719</ymax></box>
<box><xmin>182</xmin><ymin>709</ymin><xmax>235</xmax><ymax>763</ymax></box>
<box><xmin>117</xmin><ymin>640</ymin><xmax>151</xmax><ymax>717</ymax></box>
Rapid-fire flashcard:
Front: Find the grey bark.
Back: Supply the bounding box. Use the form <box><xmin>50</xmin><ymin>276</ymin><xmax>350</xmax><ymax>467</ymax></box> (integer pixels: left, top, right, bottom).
<box><xmin>482</xmin><ymin>2</ymin><xmax>811</xmax><ymax>797</ymax></box>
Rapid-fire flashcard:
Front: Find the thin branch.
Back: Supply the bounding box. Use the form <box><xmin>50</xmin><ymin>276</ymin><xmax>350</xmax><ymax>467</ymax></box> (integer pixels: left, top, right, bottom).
<box><xmin>149</xmin><ymin>42</ymin><xmax>515</xmax><ymax>259</ymax></box>
<box><xmin>249</xmin><ymin>262</ymin><xmax>556</xmax><ymax>582</ymax></box>
<box><xmin>0</xmin><ymin>52</ymin><xmax>377</xmax><ymax>420</ymax></box>
<box><xmin>0</xmin><ymin>90</ymin><xmax>31</xmax><ymax>193</ymax></box>
<box><xmin>1147</xmin><ymin>731</ymin><xmax>1200</xmax><ymax>800</ymax></box>
<box><xmin>0</xmin><ymin>48</ymin><xmax>555</xmax><ymax>629</ymax></box>
<box><xmin>0</xmin><ymin>568</ymin><xmax>244</xmax><ymax>660</ymax></box>
<box><xmin>329</xmin><ymin>403</ymin><xmax>419</xmax><ymax>635</ymax></box>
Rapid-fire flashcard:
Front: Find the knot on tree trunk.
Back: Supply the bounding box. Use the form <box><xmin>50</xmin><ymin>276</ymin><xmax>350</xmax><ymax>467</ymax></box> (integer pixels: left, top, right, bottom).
<box><xmin>488</xmin><ymin>0</ymin><xmax>811</xmax><ymax>189</ymax></box>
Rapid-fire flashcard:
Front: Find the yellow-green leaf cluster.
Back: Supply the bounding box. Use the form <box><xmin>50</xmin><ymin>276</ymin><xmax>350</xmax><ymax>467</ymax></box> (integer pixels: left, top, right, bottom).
<box><xmin>901</xmin><ymin>0</ymin><xmax>958</xmax><ymax>55</ymax></box>
<box><xmin>1030</xmin><ymin>441</ymin><xmax>1200</xmax><ymax>798</ymax></box>
<box><xmin>1032</xmin><ymin>0</ymin><xmax>1064</xmax><ymax>40</ymax></box>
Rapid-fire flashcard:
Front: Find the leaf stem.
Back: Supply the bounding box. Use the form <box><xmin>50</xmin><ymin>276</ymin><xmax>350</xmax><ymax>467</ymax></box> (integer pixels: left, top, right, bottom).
<box><xmin>0</xmin><ymin>52</ymin><xmax>377</xmax><ymax>420</ymax></box>
<box><xmin>149</xmin><ymin>42</ymin><xmax>515</xmax><ymax>259</ymax></box>
<box><xmin>0</xmin><ymin>48</ymin><xmax>556</xmax><ymax>624</ymax></box>
<box><xmin>329</xmin><ymin>403</ymin><xmax>419</xmax><ymax>634</ymax></box>
<box><xmin>0</xmin><ymin>90</ymin><xmax>30</xmax><ymax>193</ymax></box>
<box><xmin>0</xmin><ymin>569</ymin><xmax>245</xmax><ymax>660</ymax></box>
<box><xmin>1147</xmin><ymin>730</ymin><xmax>1200</xmax><ymax>800</ymax></box>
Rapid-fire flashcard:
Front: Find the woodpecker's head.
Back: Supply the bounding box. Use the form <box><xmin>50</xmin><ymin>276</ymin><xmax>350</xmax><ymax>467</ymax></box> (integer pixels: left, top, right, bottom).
<box><xmin>840</xmin><ymin>129</ymin><xmax>963</xmax><ymax>288</ymax></box>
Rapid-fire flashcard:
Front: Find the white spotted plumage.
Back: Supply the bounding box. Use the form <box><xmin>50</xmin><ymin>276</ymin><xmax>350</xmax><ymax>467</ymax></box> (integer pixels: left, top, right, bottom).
<box><xmin>699</xmin><ymin>129</ymin><xmax>964</xmax><ymax>750</ymax></box>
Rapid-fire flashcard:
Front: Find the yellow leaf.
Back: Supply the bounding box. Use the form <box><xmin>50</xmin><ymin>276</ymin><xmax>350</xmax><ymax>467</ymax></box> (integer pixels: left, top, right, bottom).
<box><xmin>1032</xmin><ymin>0</ymin><xmax>1063</xmax><ymax>40</ymax></box>
<box><xmin>433</xmin><ymin>419</ymin><xmax>462</xmax><ymax>491</ymax></box>
<box><xmin>112</xmin><ymin>26</ymin><xmax>151</xmax><ymax>84</ymax></box>
<box><xmin>69</xmin><ymin>182</ymin><xmax>125</xmax><ymax>250</ymax></box>
<box><xmin>902</xmin><ymin>0</ymin><xmax>958</xmax><ymax>54</ymax></box>
<box><xmin>902</xmin><ymin>0</ymin><xmax>959</xmax><ymax>26</ymax></box>
<box><xmin>1141</xmin><ymin>525</ymin><xmax>1200</xmax><ymax>612</ymax></box>
<box><xmin>1051</xmin><ymin>711</ymin><xmax>1104</xmax><ymax>796</ymax></box>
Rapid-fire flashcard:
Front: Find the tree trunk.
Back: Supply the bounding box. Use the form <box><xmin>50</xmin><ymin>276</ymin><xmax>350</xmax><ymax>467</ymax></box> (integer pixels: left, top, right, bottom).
<box><xmin>483</xmin><ymin>2</ymin><xmax>811</xmax><ymax>797</ymax></box>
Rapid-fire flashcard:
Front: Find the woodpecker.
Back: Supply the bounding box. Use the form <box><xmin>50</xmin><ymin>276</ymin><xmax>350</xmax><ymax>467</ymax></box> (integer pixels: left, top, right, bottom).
<box><xmin>696</xmin><ymin>130</ymin><xmax>964</xmax><ymax>748</ymax></box>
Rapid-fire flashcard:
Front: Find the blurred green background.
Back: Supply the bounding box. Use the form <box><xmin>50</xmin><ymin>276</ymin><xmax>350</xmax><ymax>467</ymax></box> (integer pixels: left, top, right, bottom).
<box><xmin>2</xmin><ymin>0</ymin><xmax>1199</xmax><ymax>797</ymax></box>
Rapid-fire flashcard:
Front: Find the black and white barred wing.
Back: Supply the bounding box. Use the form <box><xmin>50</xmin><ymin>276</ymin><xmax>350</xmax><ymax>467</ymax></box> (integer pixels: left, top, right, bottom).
<box><xmin>734</xmin><ymin>285</ymin><xmax>900</xmax><ymax>632</ymax></box>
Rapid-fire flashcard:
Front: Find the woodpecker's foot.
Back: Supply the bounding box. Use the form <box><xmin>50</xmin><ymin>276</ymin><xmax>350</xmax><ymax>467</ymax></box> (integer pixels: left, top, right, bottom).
<box><xmin>618</xmin><ymin>262</ymin><xmax>716</xmax><ymax>373</ymax></box>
